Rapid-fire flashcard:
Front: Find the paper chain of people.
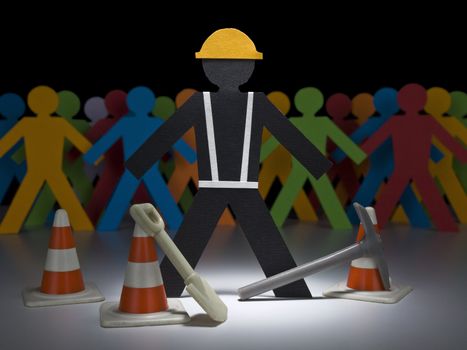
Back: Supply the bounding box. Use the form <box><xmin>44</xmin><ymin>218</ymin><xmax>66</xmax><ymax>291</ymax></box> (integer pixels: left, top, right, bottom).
<box><xmin>0</xmin><ymin>83</ymin><xmax>465</xmax><ymax>235</ymax></box>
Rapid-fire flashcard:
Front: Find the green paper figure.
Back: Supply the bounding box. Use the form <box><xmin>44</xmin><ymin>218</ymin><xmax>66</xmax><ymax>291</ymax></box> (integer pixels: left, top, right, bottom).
<box><xmin>449</xmin><ymin>91</ymin><xmax>467</xmax><ymax>193</ymax></box>
<box><xmin>24</xmin><ymin>91</ymin><xmax>93</xmax><ymax>228</ymax></box>
<box><xmin>263</xmin><ymin>87</ymin><xmax>366</xmax><ymax>229</ymax></box>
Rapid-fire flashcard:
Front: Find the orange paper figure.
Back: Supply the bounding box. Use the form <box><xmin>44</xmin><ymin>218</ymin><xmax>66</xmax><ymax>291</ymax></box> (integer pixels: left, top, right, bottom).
<box><xmin>425</xmin><ymin>87</ymin><xmax>467</xmax><ymax>223</ymax></box>
<box><xmin>167</xmin><ymin>88</ymin><xmax>235</xmax><ymax>225</ymax></box>
<box><xmin>0</xmin><ymin>86</ymin><xmax>93</xmax><ymax>234</ymax></box>
<box><xmin>259</xmin><ymin>91</ymin><xmax>317</xmax><ymax>221</ymax></box>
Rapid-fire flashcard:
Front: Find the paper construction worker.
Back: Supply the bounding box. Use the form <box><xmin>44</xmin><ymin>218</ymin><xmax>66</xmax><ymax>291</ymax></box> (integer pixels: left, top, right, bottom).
<box><xmin>126</xmin><ymin>28</ymin><xmax>332</xmax><ymax>298</ymax></box>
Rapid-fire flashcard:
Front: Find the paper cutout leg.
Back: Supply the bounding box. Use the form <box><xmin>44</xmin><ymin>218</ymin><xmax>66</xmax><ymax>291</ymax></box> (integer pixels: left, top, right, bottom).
<box><xmin>432</xmin><ymin>159</ymin><xmax>467</xmax><ymax>223</ymax></box>
<box><xmin>329</xmin><ymin>159</ymin><xmax>360</xmax><ymax>204</ymax></box>
<box><xmin>66</xmin><ymin>159</ymin><xmax>94</xmax><ymax>204</ymax></box>
<box><xmin>85</xmin><ymin>163</ymin><xmax>122</xmax><ymax>224</ymax></box>
<box><xmin>398</xmin><ymin>186</ymin><xmax>430</xmax><ymax>228</ymax></box>
<box><xmin>309</xmin><ymin>174</ymin><xmax>352</xmax><ymax>229</ymax></box>
<box><xmin>278</xmin><ymin>172</ymin><xmax>317</xmax><ymax>221</ymax></box>
<box><xmin>160</xmin><ymin>189</ymin><xmax>229</xmax><ymax>296</ymax></box>
<box><xmin>167</xmin><ymin>158</ymin><xmax>235</xmax><ymax>225</ymax></box>
<box><xmin>167</xmin><ymin>161</ymin><xmax>198</xmax><ymax>213</ymax></box>
<box><xmin>179</xmin><ymin>187</ymin><xmax>195</xmax><ymax>213</ymax></box>
<box><xmin>0</xmin><ymin>165</ymin><xmax>21</xmax><ymax>203</ymax></box>
<box><xmin>133</xmin><ymin>184</ymin><xmax>151</xmax><ymax>204</ymax></box>
<box><xmin>160</xmin><ymin>189</ymin><xmax>310</xmax><ymax>298</ymax></box>
<box><xmin>374</xmin><ymin>172</ymin><xmax>457</xmax><ymax>231</ymax></box>
<box><xmin>259</xmin><ymin>163</ymin><xmax>318</xmax><ymax>222</ymax></box>
<box><xmin>453</xmin><ymin>159</ymin><xmax>467</xmax><ymax>192</ymax></box>
<box><xmin>24</xmin><ymin>185</ymin><xmax>54</xmax><ymax>228</ymax></box>
<box><xmin>97</xmin><ymin>171</ymin><xmax>139</xmax><ymax>231</ymax></box>
<box><xmin>411</xmin><ymin>173</ymin><xmax>458</xmax><ymax>231</ymax></box>
<box><xmin>162</xmin><ymin>158</ymin><xmax>190</xmax><ymax>212</ymax></box>
<box><xmin>347</xmin><ymin>158</ymin><xmax>430</xmax><ymax>228</ymax></box>
<box><xmin>97</xmin><ymin>167</ymin><xmax>181</xmax><ymax>232</ymax></box>
<box><xmin>0</xmin><ymin>171</ymin><xmax>12</xmax><ymax>203</ymax></box>
<box><xmin>167</xmin><ymin>160</ymin><xmax>196</xmax><ymax>202</ymax></box>
<box><xmin>269</xmin><ymin>167</ymin><xmax>307</xmax><ymax>226</ymax></box>
<box><xmin>334</xmin><ymin>180</ymin><xmax>349</xmax><ymax>205</ymax></box>
<box><xmin>47</xmin><ymin>173</ymin><xmax>93</xmax><ymax>231</ymax></box>
<box><xmin>25</xmin><ymin>159</ymin><xmax>94</xmax><ymax>228</ymax></box>
<box><xmin>228</xmin><ymin>189</ymin><xmax>311</xmax><ymax>297</ymax></box>
<box><xmin>271</xmin><ymin>164</ymin><xmax>351</xmax><ymax>229</ymax></box>
<box><xmin>0</xmin><ymin>175</ymin><xmax>44</xmax><ymax>234</ymax></box>
<box><xmin>143</xmin><ymin>166</ymin><xmax>183</xmax><ymax>231</ymax></box>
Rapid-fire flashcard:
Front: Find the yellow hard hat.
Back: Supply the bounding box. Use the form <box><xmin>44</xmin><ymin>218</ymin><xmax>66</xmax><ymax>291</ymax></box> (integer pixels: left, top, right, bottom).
<box><xmin>195</xmin><ymin>28</ymin><xmax>263</xmax><ymax>60</ymax></box>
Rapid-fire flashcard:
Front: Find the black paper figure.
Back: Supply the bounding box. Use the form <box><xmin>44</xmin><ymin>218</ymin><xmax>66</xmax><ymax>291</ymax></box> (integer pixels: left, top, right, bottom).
<box><xmin>127</xmin><ymin>28</ymin><xmax>332</xmax><ymax>297</ymax></box>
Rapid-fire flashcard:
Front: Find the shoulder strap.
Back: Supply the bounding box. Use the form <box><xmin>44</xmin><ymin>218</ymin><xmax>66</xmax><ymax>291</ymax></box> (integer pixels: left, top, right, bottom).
<box><xmin>203</xmin><ymin>92</ymin><xmax>219</xmax><ymax>181</ymax></box>
<box><xmin>240</xmin><ymin>92</ymin><xmax>254</xmax><ymax>182</ymax></box>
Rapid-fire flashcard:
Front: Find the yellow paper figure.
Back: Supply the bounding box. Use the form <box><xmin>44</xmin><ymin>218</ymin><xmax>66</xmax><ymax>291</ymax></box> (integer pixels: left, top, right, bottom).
<box><xmin>0</xmin><ymin>86</ymin><xmax>94</xmax><ymax>234</ymax></box>
<box><xmin>259</xmin><ymin>91</ymin><xmax>317</xmax><ymax>221</ymax></box>
<box><xmin>425</xmin><ymin>87</ymin><xmax>467</xmax><ymax>223</ymax></box>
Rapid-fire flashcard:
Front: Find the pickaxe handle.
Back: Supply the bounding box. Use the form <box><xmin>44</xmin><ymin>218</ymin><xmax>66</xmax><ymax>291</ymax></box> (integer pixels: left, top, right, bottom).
<box><xmin>238</xmin><ymin>242</ymin><xmax>363</xmax><ymax>300</ymax></box>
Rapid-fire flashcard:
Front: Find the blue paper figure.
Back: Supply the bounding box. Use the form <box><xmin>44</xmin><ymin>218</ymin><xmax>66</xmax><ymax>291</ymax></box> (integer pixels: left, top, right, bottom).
<box><xmin>84</xmin><ymin>86</ymin><xmax>196</xmax><ymax>232</ymax></box>
<box><xmin>0</xmin><ymin>93</ymin><xmax>26</xmax><ymax>203</ymax></box>
<box><xmin>333</xmin><ymin>87</ymin><xmax>443</xmax><ymax>227</ymax></box>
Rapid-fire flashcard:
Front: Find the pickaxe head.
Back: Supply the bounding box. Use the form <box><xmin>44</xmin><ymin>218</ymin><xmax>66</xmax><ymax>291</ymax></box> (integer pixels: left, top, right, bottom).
<box><xmin>353</xmin><ymin>203</ymin><xmax>391</xmax><ymax>290</ymax></box>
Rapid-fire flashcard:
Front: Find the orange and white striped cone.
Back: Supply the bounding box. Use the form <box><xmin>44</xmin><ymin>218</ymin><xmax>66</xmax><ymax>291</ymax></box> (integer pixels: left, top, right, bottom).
<box><xmin>100</xmin><ymin>224</ymin><xmax>190</xmax><ymax>327</ymax></box>
<box><xmin>22</xmin><ymin>209</ymin><xmax>104</xmax><ymax>307</ymax></box>
<box><xmin>346</xmin><ymin>207</ymin><xmax>385</xmax><ymax>291</ymax></box>
<box><xmin>323</xmin><ymin>207</ymin><xmax>412</xmax><ymax>303</ymax></box>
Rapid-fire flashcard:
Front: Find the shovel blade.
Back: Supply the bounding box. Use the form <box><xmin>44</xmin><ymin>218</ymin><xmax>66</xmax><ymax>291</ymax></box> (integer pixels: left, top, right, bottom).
<box><xmin>185</xmin><ymin>274</ymin><xmax>228</xmax><ymax>323</ymax></box>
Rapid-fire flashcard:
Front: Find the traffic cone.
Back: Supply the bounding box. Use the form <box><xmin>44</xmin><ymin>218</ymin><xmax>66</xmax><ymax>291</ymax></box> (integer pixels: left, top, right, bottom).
<box><xmin>323</xmin><ymin>207</ymin><xmax>412</xmax><ymax>303</ymax></box>
<box><xmin>346</xmin><ymin>207</ymin><xmax>385</xmax><ymax>291</ymax></box>
<box><xmin>22</xmin><ymin>209</ymin><xmax>104</xmax><ymax>307</ymax></box>
<box><xmin>99</xmin><ymin>224</ymin><xmax>190</xmax><ymax>327</ymax></box>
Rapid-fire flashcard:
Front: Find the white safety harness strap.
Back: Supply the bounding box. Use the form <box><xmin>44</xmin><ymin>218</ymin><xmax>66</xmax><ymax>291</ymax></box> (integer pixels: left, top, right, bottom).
<box><xmin>200</xmin><ymin>92</ymin><xmax>258</xmax><ymax>189</ymax></box>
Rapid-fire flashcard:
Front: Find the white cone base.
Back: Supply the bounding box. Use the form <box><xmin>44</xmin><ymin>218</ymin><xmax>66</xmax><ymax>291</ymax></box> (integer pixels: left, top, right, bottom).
<box><xmin>22</xmin><ymin>282</ymin><xmax>105</xmax><ymax>307</ymax></box>
<box><xmin>100</xmin><ymin>298</ymin><xmax>191</xmax><ymax>328</ymax></box>
<box><xmin>323</xmin><ymin>281</ymin><xmax>412</xmax><ymax>304</ymax></box>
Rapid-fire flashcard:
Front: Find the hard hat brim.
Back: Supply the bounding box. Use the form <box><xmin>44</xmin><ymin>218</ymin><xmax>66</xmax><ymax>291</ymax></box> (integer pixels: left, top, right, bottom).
<box><xmin>195</xmin><ymin>52</ymin><xmax>263</xmax><ymax>60</ymax></box>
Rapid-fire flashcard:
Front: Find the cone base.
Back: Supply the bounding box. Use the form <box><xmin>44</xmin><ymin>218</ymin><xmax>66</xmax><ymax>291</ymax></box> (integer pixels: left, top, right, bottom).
<box><xmin>100</xmin><ymin>299</ymin><xmax>190</xmax><ymax>328</ymax></box>
<box><xmin>22</xmin><ymin>282</ymin><xmax>105</xmax><ymax>307</ymax></box>
<box><xmin>323</xmin><ymin>281</ymin><xmax>412</xmax><ymax>304</ymax></box>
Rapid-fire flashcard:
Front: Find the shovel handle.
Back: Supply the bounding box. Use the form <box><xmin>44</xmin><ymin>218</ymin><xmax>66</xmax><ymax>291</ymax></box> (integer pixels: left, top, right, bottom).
<box><xmin>130</xmin><ymin>204</ymin><xmax>195</xmax><ymax>281</ymax></box>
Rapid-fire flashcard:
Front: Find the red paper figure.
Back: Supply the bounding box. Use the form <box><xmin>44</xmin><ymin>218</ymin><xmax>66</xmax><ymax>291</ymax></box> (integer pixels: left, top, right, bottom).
<box><xmin>361</xmin><ymin>84</ymin><xmax>467</xmax><ymax>232</ymax></box>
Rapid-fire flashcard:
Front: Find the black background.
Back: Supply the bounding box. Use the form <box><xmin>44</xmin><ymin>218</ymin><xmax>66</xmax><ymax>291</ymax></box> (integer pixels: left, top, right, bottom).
<box><xmin>1</xmin><ymin>7</ymin><xmax>465</xmax><ymax>106</ymax></box>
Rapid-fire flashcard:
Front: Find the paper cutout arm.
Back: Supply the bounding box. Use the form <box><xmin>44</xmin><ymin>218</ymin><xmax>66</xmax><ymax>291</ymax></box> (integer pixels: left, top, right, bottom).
<box><xmin>260</xmin><ymin>135</ymin><xmax>280</xmax><ymax>162</ymax></box>
<box><xmin>83</xmin><ymin>119</ymin><xmax>125</xmax><ymax>164</ymax></box>
<box><xmin>325</xmin><ymin>118</ymin><xmax>366</xmax><ymax>164</ymax></box>
<box><xmin>332</xmin><ymin>118</ymin><xmax>377</xmax><ymax>163</ymax></box>
<box><xmin>429</xmin><ymin>118</ymin><xmax>467</xmax><ymax>162</ymax></box>
<box><xmin>258</xmin><ymin>93</ymin><xmax>332</xmax><ymax>179</ymax></box>
<box><xmin>62</xmin><ymin>120</ymin><xmax>93</xmax><ymax>155</ymax></box>
<box><xmin>126</xmin><ymin>93</ymin><xmax>200</xmax><ymax>179</ymax></box>
<box><xmin>455</xmin><ymin>129</ymin><xmax>467</xmax><ymax>145</ymax></box>
<box><xmin>440</xmin><ymin>118</ymin><xmax>467</xmax><ymax>142</ymax></box>
<box><xmin>360</xmin><ymin>119</ymin><xmax>396</xmax><ymax>156</ymax></box>
<box><xmin>70</xmin><ymin>119</ymin><xmax>107</xmax><ymax>161</ymax></box>
<box><xmin>0</xmin><ymin>122</ymin><xmax>25</xmax><ymax>158</ymax></box>
<box><xmin>173</xmin><ymin>139</ymin><xmax>196</xmax><ymax>164</ymax></box>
